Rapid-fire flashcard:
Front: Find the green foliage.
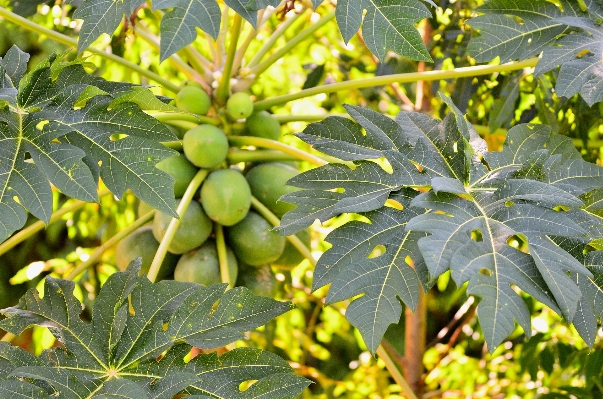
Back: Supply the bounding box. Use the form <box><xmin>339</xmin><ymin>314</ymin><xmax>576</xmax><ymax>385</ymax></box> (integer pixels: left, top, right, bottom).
<box><xmin>468</xmin><ymin>0</ymin><xmax>603</xmax><ymax>105</ymax></box>
<box><xmin>278</xmin><ymin>95</ymin><xmax>603</xmax><ymax>351</ymax></box>
<box><xmin>0</xmin><ymin>260</ymin><xmax>309</xmax><ymax>398</ymax></box>
<box><xmin>67</xmin><ymin>0</ymin><xmax>438</xmax><ymax>62</ymax></box>
<box><xmin>336</xmin><ymin>0</ymin><xmax>436</xmax><ymax>61</ymax></box>
<box><xmin>0</xmin><ymin>45</ymin><xmax>177</xmax><ymax>244</ymax></box>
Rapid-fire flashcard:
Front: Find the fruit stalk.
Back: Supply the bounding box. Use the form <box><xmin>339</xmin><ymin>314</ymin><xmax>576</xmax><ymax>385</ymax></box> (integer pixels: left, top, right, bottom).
<box><xmin>228</xmin><ymin>136</ymin><xmax>327</xmax><ymax>167</ymax></box>
<box><xmin>214</xmin><ymin>223</ymin><xmax>233</xmax><ymax>288</ymax></box>
<box><xmin>148</xmin><ymin>169</ymin><xmax>209</xmax><ymax>282</ymax></box>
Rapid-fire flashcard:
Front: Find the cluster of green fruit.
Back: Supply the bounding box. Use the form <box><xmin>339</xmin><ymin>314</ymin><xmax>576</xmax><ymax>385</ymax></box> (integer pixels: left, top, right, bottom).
<box><xmin>116</xmin><ymin>87</ymin><xmax>310</xmax><ymax>296</ymax></box>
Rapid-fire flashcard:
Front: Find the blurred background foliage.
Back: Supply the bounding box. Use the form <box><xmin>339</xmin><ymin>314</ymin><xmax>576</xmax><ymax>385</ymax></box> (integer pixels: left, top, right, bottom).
<box><xmin>1</xmin><ymin>0</ymin><xmax>603</xmax><ymax>398</ymax></box>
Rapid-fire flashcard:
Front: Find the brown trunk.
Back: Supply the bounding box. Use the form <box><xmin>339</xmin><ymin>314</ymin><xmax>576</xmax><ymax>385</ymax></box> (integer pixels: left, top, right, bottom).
<box><xmin>404</xmin><ymin>290</ymin><xmax>426</xmax><ymax>396</ymax></box>
<box><xmin>403</xmin><ymin>18</ymin><xmax>433</xmax><ymax>398</ymax></box>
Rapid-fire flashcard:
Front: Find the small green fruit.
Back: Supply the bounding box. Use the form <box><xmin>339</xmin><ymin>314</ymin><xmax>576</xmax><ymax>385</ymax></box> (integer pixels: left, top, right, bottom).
<box><xmin>201</xmin><ymin>169</ymin><xmax>251</xmax><ymax>226</ymax></box>
<box><xmin>115</xmin><ymin>226</ymin><xmax>178</xmax><ymax>280</ymax></box>
<box><xmin>245</xmin><ymin>162</ymin><xmax>300</xmax><ymax>217</ymax></box>
<box><xmin>176</xmin><ymin>86</ymin><xmax>211</xmax><ymax>115</ymax></box>
<box><xmin>183</xmin><ymin>124</ymin><xmax>229</xmax><ymax>168</ymax></box>
<box><xmin>152</xmin><ymin>199</ymin><xmax>213</xmax><ymax>254</ymax></box>
<box><xmin>245</xmin><ymin>111</ymin><xmax>281</xmax><ymax>140</ymax></box>
<box><xmin>226</xmin><ymin>211</ymin><xmax>285</xmax><ymax>266</ymax></box>
<box><xmin>236</xmin><ymin>263</ymin><xmax>277</xmax><ymax>297</ymax></box>
<box><xmin>174</xmin><ymin>241</ymin><xmax>238</xmax><ymax>286</ymax></box>
<box><xmin>272</xmin><ymin>228</ymin><xmax>311</xmax><ymax>270</ymax></box>
<box><xmin>227</xmin><ymin>92</ymin><xmax>254</xmax><ymax>119</ymax></box>
<box><xmin>156</xmin><ymin>153</ymin><xmax>199</xmax><ymax>198</ymax></box>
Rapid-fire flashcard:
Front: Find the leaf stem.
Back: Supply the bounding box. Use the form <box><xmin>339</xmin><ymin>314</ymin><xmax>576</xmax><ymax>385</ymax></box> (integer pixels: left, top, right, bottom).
<box><xmin>147</xmin><ymin>169</ymin><xmax>209</xmax><ymax>282</ymax></box>
<box><xmin>1</xmin><ymin>332</ymin><xmax>15</xmax><ymax>342</ymax></box>
<box><xmin>134</xmin><ymin>23</ymin><xmax>205</xmax><ymax>83</ymax></box>
<box><xmin>0</xmin><ymin>7</ymin><xmax>180</xmax><ymax>94</ymax></box>
<box><xmin>0</xmin><ymin>190</ymin><xmax>112</xmax><ymax>257</ymax></box>
<box><xmin>180</xmin><ymin>46</ymin><xmax>214</xmax><ymax>85</ymax></box>
<box><xmin>228</xmin><ymin>136</ymin><xmax>326</xmax><ymax>166</ymax></box>
<box><xmin>251</xmin><ymin>10</ymin><xmax>335</xmax><ymax>76</ymax></box>
<box><xmin>272</xmin><ymin>114</ymin><xmax>347</xmax><ymax>123</ymax></box>
<box><xmin>216</xmin><ymin>13</ymin><xmax>243</xmax><ymax>103</ymax></box>
<box><xmin>376</xmin><ymin>345</ymin><xmax>418</xmax><ymax>399</ymax></box>
<box><xmin>214</xmin><ymin>223</ymin><xmax>233</xmax><ymax>288</ymax></box>
<box><xmin>148</xmin><ymin>111</ymin><xmax>218</xmax><ymax>125</ymax></box>
<box><xmin>254</xmin><ymin>57</ymin><xmax>540</xmax><ymax>111</ymax></box>
<box><xmin>67</xmin><ymin>210</ymin><xmax>156</xmax><ymax>279</ymax></box>
<box><xmin>247</xmin><ymin>7</ymin><xmax>307</xmax><ymax>68</ymax></box>
<box><xmin>227</xmin><ymin>149</ymin><xmax>342</xmax><ymax>164</ymax></box>
<box><xmin>231</xmin><ymin>5</ymin><xmax>280</xmax><ymax>73</ymax></box>
<box><xmin>250</xmin><ymin>196</ymin><xmax>316</xmax><ymax>267</ymax></box>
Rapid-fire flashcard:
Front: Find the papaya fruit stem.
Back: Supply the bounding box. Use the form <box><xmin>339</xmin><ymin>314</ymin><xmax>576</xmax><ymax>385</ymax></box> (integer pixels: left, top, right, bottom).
<box><xmin>148</xmin><ymin>169</ymin><xmax>209</xmax><ymax>282</ymax></box>
<box><xmin>214</xmin><ymin>223</ymin><xmax>233</xmax><ymax>288</ymax></box>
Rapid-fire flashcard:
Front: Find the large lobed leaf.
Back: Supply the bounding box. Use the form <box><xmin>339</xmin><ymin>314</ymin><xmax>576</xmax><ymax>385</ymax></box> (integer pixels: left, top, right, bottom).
<box><xmin>278</xmin><ymin>95</ymin><xmax>603</xmax><ymax>351</ymax></box>
<box><xmin>467</xmin><ymin>0</ymin><xmax>603</xmax><ymax>105</ymax></box>
<box><xmin>60</xmin><ymin>0</ymin><xmax>435</xmax><ymax>62</ymax></box>
<box><xmin>0</xmin><ymin>260</ymin><xmax>308</xmax><ymax>398</ymax></box>
<box><xmin>0</xmin><ymin>46</ymin><xmax>178</xmax><ymax>244</ymax></box>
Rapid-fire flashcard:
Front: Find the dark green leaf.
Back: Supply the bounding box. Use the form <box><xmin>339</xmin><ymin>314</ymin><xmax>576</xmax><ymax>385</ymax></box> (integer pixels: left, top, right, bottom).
<box><xmin>468</xmin><ymin>0</ymin><xmax>603</xmax><ymax>105</ymax></box>
<box><xmin>72</xmin><ymin>0</ymin><xmax>145</xmax><ymax>52</ymax></box>
<box><xmin>154</xmin><ymin>0</ymin><xmax>221</xmax><ymax>61</ymax></box>
<box><xmin>335</xmin><ymin>0</ymin><xmax>433</xmax><ymax>61</ymax></box>
<box><xmin>282</xmin><ymin>96</ymin><xmax>603</xmax><ymax>351</ymax></box>
<box><xmin>0</xmin><ymin>47</ymin><xmax>179</xmax><ymax>244</ymax></box>
<box><xmin>0</xmin><ymin>380</ymin><xmax>49</xmax><ymax>398</ymax></box>
<box><xmin>0</xmin><ymin>262</ymin><xmax>307</xmax><ymax>398</ymax></box>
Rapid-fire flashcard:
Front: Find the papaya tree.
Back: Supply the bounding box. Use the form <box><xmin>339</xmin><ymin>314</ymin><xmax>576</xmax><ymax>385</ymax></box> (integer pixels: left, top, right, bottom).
<box><xmin>1</xmin><ymin>0</ymin><xmax>603</xmax><ymax>397</ymax></box>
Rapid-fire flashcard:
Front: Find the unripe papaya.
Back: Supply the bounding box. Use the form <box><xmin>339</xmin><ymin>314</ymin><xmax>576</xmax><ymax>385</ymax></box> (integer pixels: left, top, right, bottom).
<box><xmin>152</xmin><ymin>199</ymin><xmax>212</xmax><ymax>254</ymax></box>
<box><xmin>200</xmin><ymin>169</ymin><xmax>251</xmax><ymax>226</ymax></box>
<box><xmin>226</xmin><ymin>211</ymin><xmax>285</xmax><ymax>266</ymax></box>
<box><xmin>115</xmin><ymin>226</ymin><xmax>178</xmax><ymax>279</ymax></box>
<box><xmin>174</xmin><ymin>241</ymin><xmax>238</xmax><ymax>286</ymax></box>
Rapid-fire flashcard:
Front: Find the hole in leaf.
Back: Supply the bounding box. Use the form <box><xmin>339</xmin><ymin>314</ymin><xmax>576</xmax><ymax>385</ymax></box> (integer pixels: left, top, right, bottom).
<box><xmin>405</xmin><ymin>255</ymin><xmax>415</xmax><ymax>269</ymax></box>
<box><xmin>507</xmin><ymin>234</ymin><xmax>529</xmax><ymax>253</ymax></box>
<box><xmin>377</xmin><ymin>157</ymin><xmax>393</xmax><ymax>173</ymax></box>
<box><xmin>576</xmin><ymin>49</ymin><xmax>592</xmax><ymax>59</ymax></box>
<box><xmin>510</xmin><ymin>15</ymin><xmax>525</xmax><ymax>24</ymax></box>
<box><xmin>368</xmin><ymin>244</ymin><xmax>386</xmax><ymax>259</ymax></box>
<box><xmin>385</xmin><ymin>199</ymin><xmax>404</xmax><ymax>210</ymax></box>
<box><xmin>110</xmin><ymin>133</ymin><xmax>128</xmax><ymax>141</ymax></box>
<box><xmin>434</xmin><ymin>210</ymin><xmax>454</xmax><ymax>217</ymax></box>
<box><xmin>36</xmin><ymin>120</ymin><xmax>49</xmax><ymax>131</ymax></box>
<box><xmin>98</xmin><ymin>160</ymin><xmax>103</xmax><ymax>167</ymax></box>
<box><xmin>505</xmin><ymin>200</ymin><xmax>514</xmax><ymax>207</ymax></box>
<box><xmin>453</xmin><ymin>142</ymin><xmax>458</xmax><ymax>153</ymax></box>
<box><xmin>553</xmin><ymin>205</ymin><xmax>569</xmax><ymax>212</ymax></box>
<box><xmin>479</xmin><ymin>268</ymin><xmax>492</xmax><ymax>277</ymax></box>
<box><xmin>471</xmin><ymin>229</ymin><xmax>483</xmax><ymax>242</ymax></box>
<box><xmin>239</xmin><ymin>380</ymin><xmax>259</xmax><ymax>392</ymax></box>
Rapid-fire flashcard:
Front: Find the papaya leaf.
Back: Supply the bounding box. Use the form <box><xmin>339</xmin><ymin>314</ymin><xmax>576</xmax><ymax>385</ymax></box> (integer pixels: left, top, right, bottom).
<box><xmin>335</xmin><ymin>0</ymin><xmax>434</xmax><ymax>62</ymax></box>
<box><xmin>0</xmin><ymin>46</ymin><xmax>178</xmax><ymax>244</ymax></box>
<box><xmin>67</xmin><ymin>0</ymin><xmax>435</xmax><ymax>62</ymax></box>
<box><xmin>280</xmin><ymin>96</ymin><xmax>603</xmax><ymax>351</ymax></box>
<box><xmin>468</xmin><ymin>0</ymin><xmax>603</xmax><ymax>105</ymax></box>
<box><xmin>0</xmin><ymin>260</ymin><xmax>308</xmax><ymax>398</ymax></box>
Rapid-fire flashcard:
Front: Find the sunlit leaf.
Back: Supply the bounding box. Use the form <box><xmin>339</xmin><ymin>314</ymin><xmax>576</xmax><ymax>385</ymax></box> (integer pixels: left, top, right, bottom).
<box><xmin>0</xmin><ymin>261</ymin><xmax>308</xmax><ymax>398</ymax></box>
